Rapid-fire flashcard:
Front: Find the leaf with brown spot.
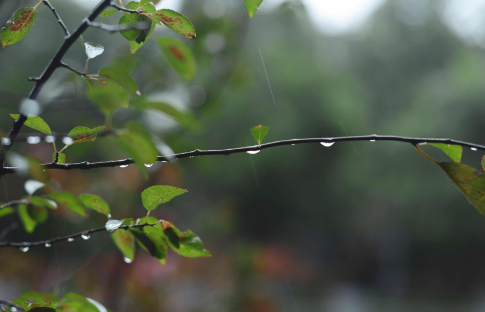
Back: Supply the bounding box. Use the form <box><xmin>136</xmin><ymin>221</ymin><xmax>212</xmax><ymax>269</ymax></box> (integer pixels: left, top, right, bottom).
<box><xmin>1</xmin><ymin>8</ymin><xmax>38</xmax><ymax>47</ymax></box>
<box><xmin>157</xmin><ymin>37</ymin><xmax>196</xmax><ymax>80</ymax></box>
<box><xmin>68</xmin><ymin>126</ymin><xmax>106</xmax><ymax>145</ymax></box>
<box><xmin>150</xmin><ymin>9</ymin><xmax>196</xmax><ymax>39</ymax></box>
<box><xmin>79</xmin><ymin>194</ymin><xmax>110</xmax><ymax>215</ymax></box>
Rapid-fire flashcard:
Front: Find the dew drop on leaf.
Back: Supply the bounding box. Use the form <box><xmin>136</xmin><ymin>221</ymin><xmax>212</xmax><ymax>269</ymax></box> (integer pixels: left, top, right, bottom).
<box><xmin>320</xmin><ymin>142</ymin><xmax>335</xmax><ymax>147</ymax></box>
<box><xmin>81</xmin><ymin>234</ymin><xmax>91</xmax><ymax>240</ymax></box>
<box><xmin>247</xmin><ymin>150</ymin><xmax>260</xmax><ymax>155</ymax></box>
<box><xmin>123</xmin><ymin>257</ymin><xmax>133</xmax><ymax>264</ymax></box>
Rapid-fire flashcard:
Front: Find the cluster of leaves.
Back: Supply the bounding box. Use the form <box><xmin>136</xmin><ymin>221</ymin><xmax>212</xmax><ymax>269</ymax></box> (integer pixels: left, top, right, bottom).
<box><xmin>417</xmin><ymin>143</ymin><xmax>485</xmax><ymax>215</ymax></box>
<box><xmin>5</xmin><ymin>291</ymin><xmax>108</xmax><ymax>312</ymax></box>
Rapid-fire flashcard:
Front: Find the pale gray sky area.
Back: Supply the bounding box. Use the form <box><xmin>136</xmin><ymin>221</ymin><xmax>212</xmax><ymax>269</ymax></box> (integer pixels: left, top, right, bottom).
<box><xmin>74</xmin><ymin>0</ymin><xmax>485</xmax><ymax>44</ymax></box>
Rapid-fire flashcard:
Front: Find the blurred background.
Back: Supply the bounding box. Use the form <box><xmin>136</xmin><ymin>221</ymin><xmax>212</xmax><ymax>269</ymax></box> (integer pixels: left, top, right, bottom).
<box><xmin>2</xmin><ymin>0</ymin><xmax>485</xmax><ymax>311</ymax></box>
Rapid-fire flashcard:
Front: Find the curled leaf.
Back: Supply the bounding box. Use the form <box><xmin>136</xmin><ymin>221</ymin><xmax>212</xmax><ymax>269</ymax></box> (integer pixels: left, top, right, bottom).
<box><xmin>151</xmin><ymin>9</ymin><xmax>196</xmax><ymax>38</ymax></box>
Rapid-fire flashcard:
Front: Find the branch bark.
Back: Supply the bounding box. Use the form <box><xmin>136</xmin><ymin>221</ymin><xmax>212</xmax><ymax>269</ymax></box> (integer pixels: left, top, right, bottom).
<box><xmin>1</xmin><ymin>135</ymin><xmax>484</xmax><ymax>175</ymax></box>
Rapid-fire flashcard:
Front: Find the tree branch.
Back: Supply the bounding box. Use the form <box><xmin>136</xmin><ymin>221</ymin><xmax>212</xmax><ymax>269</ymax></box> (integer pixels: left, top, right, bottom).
<box><xmin>86</xmin><ymin>20</ymin><xmax>151</xmax><ymax>33</ymax></box>
<box><xmin>42</xmin><ymin>0</ymin><xmax>70</xmax><ymax>37</ymax></box>
<box><xmin>0</xmin><ymin>199</ymin><xmax>29</xmax><ymax>210</ymax></box>
<box><xmin>0</xmin><ymin>299</ymin><xmax>24</xmax><ymax>311</ymax></box>
<box><xmin>59</xmin><ymin>61</ymin><xmax>86</xmax><ymax>76</ymax></box>
<box><xmin>0</xmin><ymin>223</ymin><xmax>158</xmax><ymax>248</ymax></box>
<box><xmin>110</xmin><ymin>3</ymin><xmax>143</xmax><ymax>14</ymax></box>
<box><xmin>0</xmin><ymin>0</ymin><xmax>113</xmax><ymax>175</ymax></box>
<box><xmin>1</xmin><ymin>135</ymin><xmax>485</xmax><ymax>175</ymax></box>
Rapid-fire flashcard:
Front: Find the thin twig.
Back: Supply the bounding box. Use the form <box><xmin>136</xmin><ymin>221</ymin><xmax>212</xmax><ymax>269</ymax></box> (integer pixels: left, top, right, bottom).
<box><xmin>1</xmin><ymin>135</ymin><xmax>484</xmax><ymax>175</ymax></box>
<box><xmin>0</xmin><ymin>0</ymin><xmax>113</xmax><ymax>174</ymax></box>
<box><xmin>42</xmin><ymin>0</ymin><xmax>70</xmax><ymax>37</ymax></box>
<box><xmin>86</xmin><ymin>20</ymin><xmax>150</xmax><ymax>33</ymax></box>
<box><xmin>0</xmin><ymin>199</ymin><xmax>29</xmax><ymax>210</ymax></box>
<box><xmin>110</xmin><ymin>3</ymin><xmax>143</xmax><ymax>14</ymax></box>
<box><xmin>59</xmin><ymin>62</ymin><xmax>86</xmax><ymax>76</ymax></box>
<box><xmin>0</xmin><ymin>299</ymin><xmax>24</xmax><ymax>311</ymax></box>
<box><xmin>0</xmin><ymin>223</ymin><xmax>158</xmax><ymax>248</ymax></box>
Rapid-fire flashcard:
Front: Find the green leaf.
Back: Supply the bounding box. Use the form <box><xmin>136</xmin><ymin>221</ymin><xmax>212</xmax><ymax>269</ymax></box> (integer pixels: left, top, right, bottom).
<box><xmin>117</xmin><ymin>122</ymin><xmax>158</xmax><ymax>179</ymax></box>
<box><xmin>31</xmin><ymin>196</ymin><xmax>57</xmax><ymax>209</ymax></box>
<box><xmin>0</xmin><ymin>8</ymin><xmax>38</xmax><ymax>47</ymax></box>
<box><xmin>86</xmin><ymin>79</ymin><xmax>129</xmax><ymax>115</ymax></box>
<box><xmin>424</xmin><ymin>143</ymin><xmax>463</xmax><ymax>163</ymax></box>
<box><xmin>150</xmin><ymin>9</ymin><xmax>196</xmax><ymax>38</ymax></box>
<box><xmin>157</xmin><ymin>37</ymin><xmax>196</xmax><ymax>81</ymax></box>
<box><xmin>68</xmin><ymin>126</ymin><xmax>106</xmax><ymax>144</ymax></box>
<box><xmin>244</xmin><ymin>0</ymin><xmax>264</xmax><ymax>18</ymax></box>
<box><xmin>9</xmin><ymin>114</ymin><xmax>51</xmax><ymax>135</ymax></box>
<box><xmin>79</xmin><ymin>194</ymin><xmax>110</xmax><ymax>215</ymax></box>
<box><xmin>121</xmin><ymin>218</ymin><xmax>134</xmax><ymax>226</ymax></box>
<box><xmin>100</xmin><ymin>9</ymin><xmax>120</xmax><ymax>17</ymax></box>
<box><xmin>250</xmin><ymin>124</ymin><xmax>269</xmax><ymax>146</ymax></box>
<box><xmin>141</xmin><ymin>185</ymin><xmax>187</xmax><ymax>211</ymax></box>
<box><xmin>18</xmin><ymin>203</ymin><xmax>36</xmax><ymax>233</ymax></box>
<box><xmin>28</xmin><ymin>204</ymin><xmax>48</xmax><ymax>223</ymax></box>
<box><xmin>137</xmin><ymin>216</ymin><xmax>161</xmax><ymax>225</ymax></box>
<box><xmin>120</xmin><ymin>2</ymin><xmax>157</xmax><ymax>55</ymax></box>
<box><xmin>84</xmin><ymin>42</ymin><xmax>104</xmax><ymax>59</ymax></box>
<box><xmin>99</xmin><ymin>66</ymin><xmax>140</xmax><ymax>96</ymax></box>
<box><xmin>0</xmin><ymin>207</ymin><xmax>14</xmax><ymax>218</ymax></box>
<box><xmin>131</xmin><ymin>98</ymin><xmax>202</xmax><ymax>131</ymax></box>
<box><xmin>112</xmin><ymin>228</ymin><xmax>136</xmax><ymax>261</ymax></box>
<box><xmin>61</xmin><ymin>293</ymin><xmax>99</xmax><ymax>312</ymax></box>
<box><xmin>52</xmin><ymin>152</ymin><xmax>66</xmax><ymax>164</ymax></box>
<box><xmin>46</xmin><ymin>192</ymin><xmax>86</xmax><ymax>217</ymax></box>
<box><xmin>129</xmin><ymin>226</ymin><xmax>167</xmax><ymax>265</ymax></box>
<box><xmin>26</xmin><ymin>302</ymin><xmax>56</xmax><ymax>312</ymax></box>
<box><xmin>119</xmin><ymin>2</ymin><xmax>153</xmax><ymax>43</ymax></box>
<box><xmin>162</xmin><ymin>221</ymin><xmax>211</xmax><ymax>258</ymax></box>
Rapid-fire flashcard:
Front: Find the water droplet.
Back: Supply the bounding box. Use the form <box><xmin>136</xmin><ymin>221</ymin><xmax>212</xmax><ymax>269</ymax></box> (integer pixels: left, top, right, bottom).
<box><xmin>124</xmin><ymin>257</ymin><xmax>132</xmax><ymax>264</ymax></box>
<box><xmin>471</xmin><ymin>147</ymin><xmax>478</xmax><ymax>151</ymax></box>
<box><xmin>81</xmin><ymin>234</ymin><xmax>90</xmax><ymax>240</ymax></box>
<box><xmin>247</xmin><ymin>150</ymin><xmax>260</xmax><ymax>155</ymax></box>
<box><xmin>144</xmin><ymin>163</ymin><xmax>154</xmax><ymax>167</ymax></box>
<box><xmin>107</xmin><ymin>214</ymin><xmax>112</xmax><ymax>219</ymax></box>
<box><xmin>27</xmin><ymin>136</ymin><xmax>41</xmax><ymax>144</ymax></box>
<box><xmin>320</xmin><ymin>142</ymin><xmax>335</xmax><ymax>147</ymax></box>
<box><xmin>45</xmin><ymin>135</ymin><xmax>55</xmax><ymax>143</ymax></box>
<box><xmin>45</xmin><ymin>243</ymin><xmax>51</xmax><ymax>248</ymax></box>
<box><xmin>11</xmin><ymin>307</ymin><xmax>18</xmax><ymax>312</ymax></box>
<box><xmin>67</xmin><ymin>238</ymin><xmax>75</xmax><ymax>242</ymax></box>
<box><xmin>62</xmin><ymin>137</ymin><xmax>74</xmax><ymax>145</ymax></box>
<box><xmin>1</xmin><ymin>137</ymin><xmax>11</xmax><ymax>146</ymax></box>
<box><xmin>135</xmin><ymin>90</ymin><xmax>142</xmax><ymax>96</ymax></box>
<box><xmin>291</xmin><ymin>144</ymin><xmax>296</xmax><ymax>146</ymax></box>
<box><xmin>120</xmin><ymin>164</ymin><xmax>129</xmax><ymax>168</ymax></box>
<box><xmin>370</xmin><ymin>140</ymin><xmax>376</xmax><ymax>142</ymax></box>
<box><xmin>20</xmin><ymin>247</ymin><xmax>29</xmax><ymax>252</ymax></box>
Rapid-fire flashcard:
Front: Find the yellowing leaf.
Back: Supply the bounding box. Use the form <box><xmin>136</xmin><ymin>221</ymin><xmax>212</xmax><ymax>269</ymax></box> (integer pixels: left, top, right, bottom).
<box><xmin>0</xmin><ymin>8</ymin><xmax>38</xmax><ymax>47</ymax></box>
<box><xmin>10</xmin><ymin>114</ymin><xmax>51</xmax><ymax>135</ymax></box>
<box><xmin>151</xmin><ymin>9</ymin><xmax>196</xmax><ymax>38</ymax></box>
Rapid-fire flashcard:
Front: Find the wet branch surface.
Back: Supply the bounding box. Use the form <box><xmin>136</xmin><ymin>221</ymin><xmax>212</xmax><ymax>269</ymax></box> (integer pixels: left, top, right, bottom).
<box><xmin>1</xmin><ymin>135</ymin><xmax>485</xmax><ymax>175</ymax></box>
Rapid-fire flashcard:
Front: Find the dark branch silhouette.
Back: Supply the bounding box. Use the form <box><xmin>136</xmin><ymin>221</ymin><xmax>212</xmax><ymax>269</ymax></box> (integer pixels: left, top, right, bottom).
<box><xmin>0</xmin><ymin>222</ymin><xmax>158</xmax><ymax>248</ymax></box>
<box><xmin>0</xmin><ymin>199</ymin><xmax>29</xmax><ymax>210</ymax></box>
<box><xmin>42</xmin><ymin>0</ymin><xmax>70</xmax><ymax>37</ymax></box>
<box><xmin>1</xmin><ymin>135</ymin><xmax>484</xmax><ymax>175</ymax></box>
<box><xmin>0</xmin><ymin>0</ymin><xmax>112</xmax><ymax>174</ymax></box>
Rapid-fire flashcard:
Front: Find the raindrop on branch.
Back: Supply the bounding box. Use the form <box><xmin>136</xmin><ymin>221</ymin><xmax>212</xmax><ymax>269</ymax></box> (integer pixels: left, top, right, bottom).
<box><xmin>120</xmin><ymin>164</ymin><xmax>129</xmax><ymax>168</ymax></box>
<box><xmin>370</xmin><ymin>140</ymin><xmax>376</xmax><ymax>142</ymax></box>
<box><xmin>20</xmin><ymin>247</ymin><xmax>29</xmax><ymax>252</ymax></box>
<box><xmin>320</xmin><ymin>142</ymin><xmax>335</xmax><ymax>147</ymax></box>
<box><xmin>1</xmin><ymin>137</ymin><xmax>11</xmax><ymax>146</ymax></box>
<box><xmin>247</xmin><ymin>150</ymin><xmax>260</xmax><ymax>155</ymax></box>
<box><xmin>471</xmin><ymin>147</ymin><xmax>478</xmax><ymax>151</ymax></box>
<box><xmin>67</xmin><ymin>238</ymin><xmax>75</xmax><ymax>242</ymax></box>
<box><xmin>27</xmin><ymin>136</ymin><xmax>41</xmax><ymax>144</ymax></box>
<box><xmin>144</xmin><ymin>163</ymin><xmax>154</xmax><ymax>167</ymax></box>
<box><xmin>45</xmin><ymin>243</ymin><xmax>51</xmax><ymax>248</ymax></box>
<box><xmin>81</xmin><ymin>234</ymin><xmax>90</xmax><ymax>240</ymax></box>
<box><xmin>124</xmin><ymin>257</ymin><xmax>133</xmax><ymax>264</ymax></box>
